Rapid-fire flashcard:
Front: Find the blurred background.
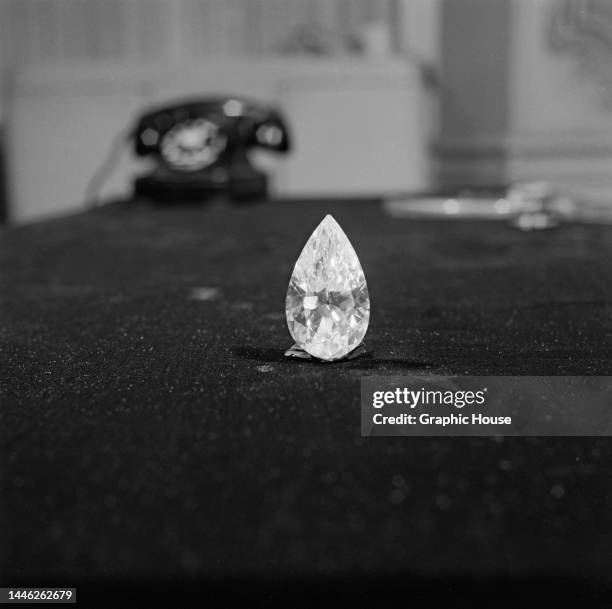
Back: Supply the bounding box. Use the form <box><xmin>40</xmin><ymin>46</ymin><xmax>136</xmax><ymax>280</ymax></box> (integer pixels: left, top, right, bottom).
<box><xmin>0</xmin><ymin>0</ymin><xmax>611</xmax><ymax>224</ymax></box>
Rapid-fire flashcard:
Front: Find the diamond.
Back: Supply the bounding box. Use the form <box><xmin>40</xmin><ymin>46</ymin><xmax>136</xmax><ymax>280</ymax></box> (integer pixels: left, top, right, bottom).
<box><xmin>285</xmin><ymin>215</ymin><xmax>370</xmax><ymax>361</ymax></box>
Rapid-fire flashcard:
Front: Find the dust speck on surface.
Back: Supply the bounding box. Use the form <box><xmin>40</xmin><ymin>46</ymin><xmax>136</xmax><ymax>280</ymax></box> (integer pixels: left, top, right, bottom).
<box><xmin>232</xmin><ymin>302</ymin><xmax>254</xmax><ymax>310</ymax></box>
<box><xmin>261</xmin><ymin>312</ymin><xmax>285</xmax><ymax>321</ymax></box>
<box><xmin>189</xmin><ymin>287</ymin><xmax>221</xmax><ymax>301</ymax></box>
<box><xmin>498</xmin><ymin>459</ymin><xmax>512</xmax><ymax>471</ymax></box>
<box><xmin>256</xmin><ymin>365</ymin><xmax>274</xmax><ymax>373</ymax></box>
<box><xmin>551</xmin><ymin>484</ymin><xmax>565</xmax><ymax>499</ymax></box>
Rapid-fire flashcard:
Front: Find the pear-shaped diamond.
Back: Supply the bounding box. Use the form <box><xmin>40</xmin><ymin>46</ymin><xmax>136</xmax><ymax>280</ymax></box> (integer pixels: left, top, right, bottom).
<box><xmin>286</xmin><ymin>215</ymin><xmax>370</xmax><ymax>361</ymax></box>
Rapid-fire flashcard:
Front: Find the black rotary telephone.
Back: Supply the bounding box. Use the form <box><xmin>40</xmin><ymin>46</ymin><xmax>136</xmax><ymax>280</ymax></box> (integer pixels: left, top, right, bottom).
<box><xmin>133</xmin><ymin>97</ymin><xmax>291</xmax><ymax>202</ymax></box>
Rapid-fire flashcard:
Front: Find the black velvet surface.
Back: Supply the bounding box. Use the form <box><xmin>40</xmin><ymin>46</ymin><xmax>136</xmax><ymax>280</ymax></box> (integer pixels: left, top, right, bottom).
<box><xmin>1</xmin><ymin>199</ymin><xmax>612</xmax><ymax>605</ymax></box>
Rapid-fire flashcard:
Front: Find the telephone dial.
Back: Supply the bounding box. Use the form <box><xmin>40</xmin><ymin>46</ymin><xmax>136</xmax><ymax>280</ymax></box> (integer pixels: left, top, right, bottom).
<box><xmin>133</xmin><ymin>97</ymin><xmax>291</xmax><ymax>201</ymax></box>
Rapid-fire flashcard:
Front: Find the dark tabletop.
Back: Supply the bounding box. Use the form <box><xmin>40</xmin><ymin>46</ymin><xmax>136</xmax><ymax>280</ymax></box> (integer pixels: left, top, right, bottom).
<box><xmin>1</xmin><ymin>199</ymin><xmax>612</xmax><ymax>606</ymax></box>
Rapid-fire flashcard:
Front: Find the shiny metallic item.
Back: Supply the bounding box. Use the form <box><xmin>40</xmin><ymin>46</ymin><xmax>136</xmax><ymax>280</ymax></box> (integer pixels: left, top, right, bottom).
<box><xmin>384</xmin><ymin>181</ymin><xmax>612</xmax><ymax>230</ymax></box>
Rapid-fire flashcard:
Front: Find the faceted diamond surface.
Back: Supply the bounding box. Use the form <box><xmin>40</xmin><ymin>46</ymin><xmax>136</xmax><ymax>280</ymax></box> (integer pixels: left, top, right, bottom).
<box><xmin>286</xmin><ymin>215</ymin><xmax>370</xmax><ymax>361</ymax></box>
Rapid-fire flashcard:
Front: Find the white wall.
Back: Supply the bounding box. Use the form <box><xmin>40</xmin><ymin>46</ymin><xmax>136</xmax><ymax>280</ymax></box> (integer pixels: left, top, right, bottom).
<box><xmin>0</xmin><ymin>0</ymin><xmax>441</xmax><ymax>117</ymax></box>
<box><xmin>0</xmin><ymin>0</ymin><xmax>402</xmax><ymax>64</ymax></box>
<box><xmin>509</xmin><ymin>0</ymin><xmax>612</xmax><ymax>132</ymax></box>
<box><xmin>437</xmin><ymin>0</ymin><xmax>612</xmax><ymax>190</ymax></box>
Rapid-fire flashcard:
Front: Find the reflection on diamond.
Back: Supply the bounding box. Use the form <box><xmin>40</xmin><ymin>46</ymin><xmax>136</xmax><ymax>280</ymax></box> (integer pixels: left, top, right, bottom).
<box><xmin>285</xmin><ymin>215</ymin><xmax>370</xmax><ymax>361</ymax></box>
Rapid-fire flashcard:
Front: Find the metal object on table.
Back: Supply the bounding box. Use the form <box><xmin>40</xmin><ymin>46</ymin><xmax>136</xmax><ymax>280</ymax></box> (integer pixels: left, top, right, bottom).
<box><xmin>384</xmin><ymin>181</ymin><xmax>612</xmax><ymax>231</ymax></box>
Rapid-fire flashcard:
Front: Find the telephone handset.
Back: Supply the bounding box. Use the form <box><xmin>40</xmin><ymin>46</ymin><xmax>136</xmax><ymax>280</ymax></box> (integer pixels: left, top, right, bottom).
<box><xmin>133</xmin><ymin>97</ymin><xmax>291</xmax><ymax>201</ymax></box>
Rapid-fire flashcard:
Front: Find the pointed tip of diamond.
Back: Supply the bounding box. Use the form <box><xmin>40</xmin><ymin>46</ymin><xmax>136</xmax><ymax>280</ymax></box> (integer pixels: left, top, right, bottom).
<box><xmin>319</xmin><ymin>214</ymin><xmax>346</xmax><ymax>238</ymax></box>
<box><xmin>321</xmin><ymin>214</ymin><xmax>339</xmax><ymax>226</ymax></box>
